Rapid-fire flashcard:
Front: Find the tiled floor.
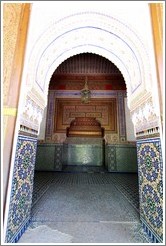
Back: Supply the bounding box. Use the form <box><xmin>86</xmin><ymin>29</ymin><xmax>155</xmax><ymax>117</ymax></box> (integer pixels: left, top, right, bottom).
<box><xmin>18</xmin><ymin>170</ymin><xmax>152</xmax><ymax>244</ymax></box>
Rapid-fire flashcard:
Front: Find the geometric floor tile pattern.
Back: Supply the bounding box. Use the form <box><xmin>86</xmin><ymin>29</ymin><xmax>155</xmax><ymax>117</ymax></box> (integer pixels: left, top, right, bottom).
<box><xmin>32</xmin><ymin>171</ymin><xmax>140</xmax><ymax>211</ymax></box>
<box><xmin>109</xmin><ymin>173</ymin><xmax>140</xmax><ymax>212</ymax></box>
<box><xmin>18</xmin><ymin>171</ymin><xmax>152</xmax><ymax>243</ymax></box>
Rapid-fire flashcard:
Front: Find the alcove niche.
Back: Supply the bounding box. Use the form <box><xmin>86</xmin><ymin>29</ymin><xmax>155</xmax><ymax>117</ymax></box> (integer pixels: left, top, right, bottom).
<box><xmin>36</xmin><ymin>53</ymin><xmax>137</xmax><ymax>172</ymax></box>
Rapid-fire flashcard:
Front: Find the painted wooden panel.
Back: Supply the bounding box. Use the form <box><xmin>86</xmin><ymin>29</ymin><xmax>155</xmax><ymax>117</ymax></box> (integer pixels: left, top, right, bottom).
<box><xmin>55</xmin><ymin>98</ymin><xmax>117</xmax><ymax>133</ymax></box>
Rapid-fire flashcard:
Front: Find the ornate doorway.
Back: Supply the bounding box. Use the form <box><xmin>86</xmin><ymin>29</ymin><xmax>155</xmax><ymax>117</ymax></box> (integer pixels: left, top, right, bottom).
<box><xmin>3</xmin><ymin>6</ymin><xmax>163</xmax><ymax>243</ymax></box>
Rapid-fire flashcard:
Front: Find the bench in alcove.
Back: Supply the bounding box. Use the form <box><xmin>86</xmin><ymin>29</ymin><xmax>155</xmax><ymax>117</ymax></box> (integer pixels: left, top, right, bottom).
<box><xmin>66</xmin><ymin>117</ymin><xmax>104</xmax><ymax>138</ymax></box>
<box><xmin>63</xmin><ymin>117</ymin><xmax>105</xmax><ymax>170</ymax></box>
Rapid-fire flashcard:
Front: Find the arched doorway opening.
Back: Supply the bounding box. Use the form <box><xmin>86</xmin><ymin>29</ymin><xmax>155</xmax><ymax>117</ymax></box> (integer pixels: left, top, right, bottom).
<box><xmin>35</xmin><ymin>53</ymin><xmax>137</xmax><ymax>174</ymax></box>
<box><xmin>4</xmin><ymin>9</ymin><xmax>163</xmax><ymax>244</ymax></box>
<box><xmin>25</xmin><ymin>53</ymin><xmax>141</xmax><ymax>243</ymax></box>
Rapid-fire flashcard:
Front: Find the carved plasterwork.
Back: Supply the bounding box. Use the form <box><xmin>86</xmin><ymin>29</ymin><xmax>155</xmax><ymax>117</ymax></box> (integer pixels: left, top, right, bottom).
<box><xmin>131</xmin><ymin>96</ymin><xmax>160</xmax><ymax>134</ymax></box>
<box><xmin>104</xmin><ymin>134</ymin><xmax>119</xmax><ymax>144</ymax></box>
<box><xmin>51</xmin><ymin>133</ymin><xmax>66</xmax><ymax>143</ymax></box>
<box><xmin>27</xmin><ymin>11</ymin><xmax>151</xmax><ymax>110</ymax></box>
<box><xmin>20</xmin><ymin>95</ymin><xmax>43</xmax><ymax>133</ymax></box>
<box><xmin>3</xmin><ymin>3</ymin><xmax>22</xmax><ymax>105</ymax></box>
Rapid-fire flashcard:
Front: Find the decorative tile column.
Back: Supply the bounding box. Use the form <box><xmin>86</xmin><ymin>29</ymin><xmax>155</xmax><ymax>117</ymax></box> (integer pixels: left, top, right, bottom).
<box><xmin>137</xmin><ymin>137</ymin><xmax>163</xmax><ymax>242</ymax></box>
<box><xmin>5</xmin><ymin>134</ymin><xmax>37</xmax><ymax>243</ymax></box>
<box><xmin>131</xmin><ymin>95</ymin><xmax>163</xmax><ymax>243</ymax></box>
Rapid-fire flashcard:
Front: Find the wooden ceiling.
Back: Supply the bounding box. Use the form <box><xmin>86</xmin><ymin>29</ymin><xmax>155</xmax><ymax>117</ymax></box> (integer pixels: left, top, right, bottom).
<box><xmin>53</xmin><ymin>53</ymin><xmax>122</xmax><ymax>75</ymax></box>
<box><xmin>50</xmin><ymin>53</ymin><xmax>126</xmax><ymax>90</ymax></box>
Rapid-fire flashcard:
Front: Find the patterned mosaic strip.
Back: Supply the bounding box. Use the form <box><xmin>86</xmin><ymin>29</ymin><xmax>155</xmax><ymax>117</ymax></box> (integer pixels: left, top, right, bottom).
<box><xmin>106</xmin><ymin>145</ymin><xmax>117</xmax><ymax>171</ymax></box>
<box><xmin>117</xmin><ymin>92</ymin><xmax>126</xmax><ymax>138</ymax></box>
<box><xmin>141</xmin><ymin>217</ymin><xmax>162</xmax><ymax>243</ymax></box>
<box><xmin>5</xmin><ymin>134</ymin><xmax>37</xmax><ymax>243</ymax></box>
<box><xmin>10</xmin><ymin>218</ymin><xmax>30</xmax><ymax>243</ymax></box>
<box><xmin>45</xmin><ymin>91</ymin><xmax>55</xmax><ymax>137</ymax></box>
<box><xmin>54</xmin><ymin>145</ymin><xmax>63</xmax><ymax>170</ymax></box>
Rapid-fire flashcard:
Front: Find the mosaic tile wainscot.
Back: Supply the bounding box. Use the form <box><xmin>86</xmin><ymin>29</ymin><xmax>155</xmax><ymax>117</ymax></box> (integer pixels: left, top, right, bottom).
<box><xmin>5</xmin><ymin>134</ymin><xmax>37</xmax><ymax>243</ymax></box>
<box><xmin>137</xmin><ymin>137</ymin><xmax>163</xmax><ymax>243</ymax></box>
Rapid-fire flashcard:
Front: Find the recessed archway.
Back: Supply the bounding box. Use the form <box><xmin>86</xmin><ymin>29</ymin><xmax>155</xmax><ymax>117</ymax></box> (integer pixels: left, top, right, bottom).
<box><xmin>25</xmin><ymin>11</ymin><xmax>152</xmax><ymax>112</ymax></box>
<box><xmin>32</xmin><ymin>49</ymin><xmax>140</xmax><ymax>241</ymax></box>
<box><xmin>4</xmin><ymin>9</ymin><xmax>163</xmax><ymax>244</ymax></box>
<box><xmin>22</xmin><ymin>12</ymin><xmax>162</xmax><ymax>243</ymax></box>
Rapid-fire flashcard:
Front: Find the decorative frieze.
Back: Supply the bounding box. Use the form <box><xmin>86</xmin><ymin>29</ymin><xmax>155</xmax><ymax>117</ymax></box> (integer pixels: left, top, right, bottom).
<box><xmin>131</xmin><ymin>97</ymin><xmax>160</xmax><ymax>136</ymax></box>
<box><xmin>20</xmin><ymin>96</ymin><xmax>43</xmax><ymax>133</ymax></box>
<box><xmin>136</xmin><ymin>127</ymin><xmax>160</xmax><ymax>140</ymax></box>
<box><xmin>51</xmin><ymin>133</ymin><xmax>66</xmax><ymax>143</ymax></box>
<box><xmin>104</xmin><ymin>134</ymin><xmax>119</xmax><ymax>144</ymax></box>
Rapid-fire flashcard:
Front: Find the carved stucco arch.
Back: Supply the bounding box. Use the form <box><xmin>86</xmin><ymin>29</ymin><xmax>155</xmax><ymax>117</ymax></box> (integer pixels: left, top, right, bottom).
<box><xmin>22</xmin><ymin>11</ymin><xmax>159</xmax><ymax>134</ymax></box>
<box><xmin>27</xmin><ymin>12</ymin><xmax>152</xmax><ymax>102</ymax></box>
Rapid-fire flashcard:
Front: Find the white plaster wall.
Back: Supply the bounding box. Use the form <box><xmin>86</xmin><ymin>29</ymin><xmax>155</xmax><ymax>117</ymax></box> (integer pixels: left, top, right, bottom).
<box><xmin>124</xmin><ymin>98</ymin><xmax>136</xmax><ymax>141</ymax></box>
<box><xmin>38</xmin><ymin>106</ymin><xmax>47</xmax><ymax>140</ymax></box>
<box><xmin>26</xmin><ymin>1</ymin><xmax>154</xmax><ymax>64</ymax></box>
<box><xmin>28</xmin><ymin>1</ymin><xmax>151</xmax><ymax>44</ymax></box>
<box><xmin>24</xmin><ymin>1</ymin><xmax>158</xmax><ymax>102</ymax></box>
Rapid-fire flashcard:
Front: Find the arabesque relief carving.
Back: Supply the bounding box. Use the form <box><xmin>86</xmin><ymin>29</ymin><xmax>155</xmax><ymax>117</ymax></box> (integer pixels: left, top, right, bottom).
<box><xmin>3</xmin><ymin>4</ymin><xmax>22</xmax><ymax>105</ymax></box>
<box><xmin>131</xmin><ymin>96</ymin><xmax>160</xmax><ymax>135</ymax></box>
<box><xmin>20</xmin><ymin>96</ymin><xmax>43</xmax><ymax>133</ymax></box>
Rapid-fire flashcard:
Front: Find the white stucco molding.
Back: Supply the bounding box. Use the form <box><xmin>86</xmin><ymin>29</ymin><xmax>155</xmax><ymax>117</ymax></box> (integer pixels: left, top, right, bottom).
<box><xmin>21</xmin><ymin>11</ymin><xmax>160</xmax><ymax>134</ymax></box>
<box><xmin>131</xmin><ymin>95</ymin><xmax>160</xmax><ymax>135</ymax></box>
<box><xmin>26</xmin><ymin>12</ymin><xmax>152</xmax><ymax>107</ymax></box>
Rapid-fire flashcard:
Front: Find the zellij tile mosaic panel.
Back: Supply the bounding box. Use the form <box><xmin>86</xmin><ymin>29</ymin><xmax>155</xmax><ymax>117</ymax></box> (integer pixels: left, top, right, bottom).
<box><xmin>137</xmin><ymin>138</ymin><xmax>163</xmax><ymax>242</ymax></box>
<box><xmin>5</xmin><ymin>135</ymin><xmax>37</xmax><ymax>243</ymax></box>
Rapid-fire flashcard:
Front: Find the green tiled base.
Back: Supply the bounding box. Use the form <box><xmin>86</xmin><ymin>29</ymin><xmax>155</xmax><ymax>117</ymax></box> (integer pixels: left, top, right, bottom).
<box><xmin>106</xmin><ymin>144</ymin><xmax>137</xmax><ymax>172</ymax></box>
<box><xmin>35</xmin><ymin>144</ymin><xmax>63</xmax><ymax>171</ymax></box>
<box><xmin>63</xmin><ymin>144</ymin><xmax>104</xmax><ymax>166</ymax></box>
<box><xmin>63</xmin><ymin>137</ymin><xmax>104</xmax><ymax>167</ymax></box>
<box><xmin>35</xmin><ymin>142</ymin><xmax>137</xmax><ymax>173</ymax></box>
